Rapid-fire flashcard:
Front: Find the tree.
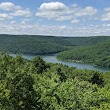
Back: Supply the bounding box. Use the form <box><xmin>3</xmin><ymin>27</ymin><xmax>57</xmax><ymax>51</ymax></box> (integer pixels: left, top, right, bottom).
<box><xmin>56</xmin><ymin>68</ymin><xmax>66</xmax><ymax>82</ymax></box>
<box><xmin>89</xmin><ymin>72</ymin><xmax>104</xmax><ymax>87</ymax></box>
<box><xmin>32</xmin><ymin>56</ymin><xmax>48</xmax><ymax>74</ymax></box>
<box><xmin>9</xmin><ymin>73</ymin><xmax>41</xmax><ymax>110</ymax></box>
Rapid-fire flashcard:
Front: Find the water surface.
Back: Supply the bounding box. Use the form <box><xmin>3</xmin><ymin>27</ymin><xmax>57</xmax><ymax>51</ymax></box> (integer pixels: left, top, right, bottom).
<box><xmin>10</xmin><ymin>54</ymin><xmax>110</xmax><ymax>72</ymax></box>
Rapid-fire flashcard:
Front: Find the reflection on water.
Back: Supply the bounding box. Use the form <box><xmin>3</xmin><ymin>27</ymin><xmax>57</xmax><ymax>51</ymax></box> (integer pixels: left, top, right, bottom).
<box><xmin>10</xmin><ymin>54</ymin><xmax>110</xmax><ymax>72</ymax></box>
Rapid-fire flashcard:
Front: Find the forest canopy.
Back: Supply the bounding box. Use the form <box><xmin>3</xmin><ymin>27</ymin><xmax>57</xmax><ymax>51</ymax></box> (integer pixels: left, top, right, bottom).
<box><xmin>0</xmin><ymin>50</ymin><xmax>110</xmax><ymax>110</ymax></box>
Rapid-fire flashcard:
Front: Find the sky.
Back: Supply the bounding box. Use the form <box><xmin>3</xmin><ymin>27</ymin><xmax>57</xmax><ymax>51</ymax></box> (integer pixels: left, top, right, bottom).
<box><xmin>0</xmin><ymin>0</ymin><xmax>110</xmax><ymax>36</ymax></box>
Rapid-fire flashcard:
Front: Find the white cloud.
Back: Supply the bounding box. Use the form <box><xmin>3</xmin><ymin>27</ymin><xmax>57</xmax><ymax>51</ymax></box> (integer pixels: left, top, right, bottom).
<box><xmin>0</xmin><ymin>2</ymin><xmax>109</xmax><ymax>36</ymax></box>
<box><xmin>11</xmin><ymin>9</ymin><xmax>32</xmax><ymax>17</ymax></box>
<box><xmin>56</xmin><ymin>15</ymin><xmax>73</xmax><ymax>21</ymax></box>
<box><xmin>104</xmin><ymin>7</ymin><xmax>110</xmax><ymax>12</ymax></box>
<box><xmin>0</xmin><ymin>2</ymin><xmax>15</xmax><ymax>11</ymax></box>
<box><xmin>36</xmin><ymin>11</ymin><xmax>62</xmax><ymax>20</ymax></box>
<box><xmin>59</xmin><ymin>26</ymin><xmax>66</xmax><ymax>29</ymax></box>
<box><xmin>101</xmin><ymin>12</ymin><xmax>110</xmax><ymax>21</ymax></box>
<box><xmin>36</xmin><ymin>2</ymin><xmax>68</xmax><ymax>20</ymax></box>
<box><xmin>107</xmin><ymin>24</ymin><xmax>110</xmax><ymax>27</ymax></box>
<box><xmin>20</xmin><ymin>21</ymin><xmax>26</xmax><ymax>24</ymax></box>
<box><xmin>36</xmin><ymin>2</ymin><xmax>97</xmax><ymax>22</ymax></box>
<box><xmin>71</xmin><ymin>19</ymin><xmax>79</xmax><ymax>24</ymax></box>
<box><xmin>39</xmin><ymin>2</ymin><xmax>67</xmax><ymax>11</ymax></box>
<box><xmin>75</xmin><ymin>6</ymin><xmax>97</xmax><ymax>17</ymax></box>
<box><xmin>102</xmin><ymin>23</ymin><xmax>110</xmax><ymax>27</ymax></box>
<box><xmin>101</xmin><ymin>7</ymin><xmax>110</xmax><ymax>21</ymax></box>
<box><xmin>10</xmin><ymin>21</ymin><xmax>16</xmax><ymax>24</ymax></box>
<box><xmin>0</xmin><ymin>22</ymin><xmax>109</xmax><ymax>36</ymax></box>
<box><xmin>0</xmin><ymin>2</ymin><xmax>32</xmax><ymax>18</ymax></box>
<box><xmin>0</xmin><ymin>13</ymin><xmax>12</xmax><ymax>20</ymax></box>
<box><xmin>0</xmin><ymin>2</ymin><xmax>25</xmax><ymax>11</ymax></box>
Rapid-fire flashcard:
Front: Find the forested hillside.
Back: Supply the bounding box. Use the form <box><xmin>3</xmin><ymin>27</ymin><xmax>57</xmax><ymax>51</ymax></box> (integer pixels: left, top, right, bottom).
<box><xmin>63</xmin><ymin>36</ymin><xmax>110</xmax><ymax>46</ymax></box>
<box><xmin>0</xmin><ymin>34</ymin><xmax>71</xmax><ymax>54</ymax></box>
<box><xmin>0</xmin><ymin>51</ymin><xmax>110</xmax><ymax>110</ymax></box>
<box><xmin>0</xmin><ymin>34</ymin><xmax>110</xmax><ymax>55</ymax></box>
<box><xmin>57</xmin><ymin>41</ymin><xmax>110</xmax><ymax>67</ymax></box>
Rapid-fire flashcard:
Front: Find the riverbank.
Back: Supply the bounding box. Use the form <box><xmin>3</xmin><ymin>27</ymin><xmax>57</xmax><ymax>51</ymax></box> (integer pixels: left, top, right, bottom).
<box><xmin>10</xmin><ymin>53</ymin><xmax>110</xmax><ymax>72</ymax></box>
<box><xmin>57</xmin><ymin>57</ymin><xmax>97</xmax><ymax>67</ymax></box>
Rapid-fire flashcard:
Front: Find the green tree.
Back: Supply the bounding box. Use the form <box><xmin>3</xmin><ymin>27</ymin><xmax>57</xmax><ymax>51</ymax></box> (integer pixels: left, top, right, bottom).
<box><xmin>56</xmin><ymin>68</ymin><xmax>66</xmax><ymax>82</ymax></box>
<box><xmin>90</xmin><ymin>72</ymin><xmax>104</xmax><ymax>87</ymax></box>
<box><xmin>32</xmin><ymin>56</ymin><xmax>49</xmax><ymax>74</ymax></box>
<box><xmin>9</xmin><ymin>73</ymin><xmax>41</xmax><ymax>110</ymax></box>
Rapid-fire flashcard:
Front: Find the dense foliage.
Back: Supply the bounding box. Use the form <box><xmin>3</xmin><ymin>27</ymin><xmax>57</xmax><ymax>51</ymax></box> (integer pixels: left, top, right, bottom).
<box><xmin>63</xmin><ymin>36</ymin><xmax>110</xmax><ymax>46</ymax></box>
<box><xmin>57</xmin><ymin>41</ymin><xmax>110</xmax><ymax>67</ymax></box>
<box><xmin>0</xmin><ymin>34</ymin><xmax>110</xmax><ymax>55</ymax></box>
<box><xmin>0</xmin><ymin>34</ymin><xmax>72</xmax><ymax>55</ymax></box>
<box><xmin>1</xmin><ymin>51</ymin><xmax>110</xmax><ymax>110</ymax></box>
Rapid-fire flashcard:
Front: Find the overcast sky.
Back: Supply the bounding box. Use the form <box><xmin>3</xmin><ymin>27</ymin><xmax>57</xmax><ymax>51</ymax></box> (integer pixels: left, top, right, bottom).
<box><xmin>0</xmin><ymin>0</ymin><xmax>110</xmax><ymax>36</ymax></box>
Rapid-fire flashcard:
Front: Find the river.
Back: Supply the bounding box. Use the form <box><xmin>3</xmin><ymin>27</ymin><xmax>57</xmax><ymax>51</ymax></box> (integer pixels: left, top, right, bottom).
<box><xmin>10</xmin><ymin>54</ymin><xmax>110</xmax><ymax>72</ymax></box>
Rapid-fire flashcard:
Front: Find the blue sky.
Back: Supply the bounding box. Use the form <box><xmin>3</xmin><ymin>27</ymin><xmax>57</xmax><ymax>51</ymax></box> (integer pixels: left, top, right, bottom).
<box><xmin>0</xmin><ymin>0</ymin><xmax>110</xmax><ymax>36</ymax></box>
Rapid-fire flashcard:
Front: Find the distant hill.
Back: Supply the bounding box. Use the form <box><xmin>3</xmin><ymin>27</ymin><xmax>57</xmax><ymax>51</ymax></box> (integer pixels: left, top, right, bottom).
<box><xmin>57</xmin><ymin>41</ymin><xmax>110</xmax><ymax>67</ymax></box>
<box><xmin>0</xmin><ymin>34</ymin><xmax>72</xmax><ymax>55</ymax></box>
<box><xmin>0</xmin><ymin>34</ymin><xmax>110</xmax><ymax>55</ymax></box>
<box><xmin>62</xmin><ymin>36</ymin><xmax>110</xmax><ymax>46</ymax></box>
